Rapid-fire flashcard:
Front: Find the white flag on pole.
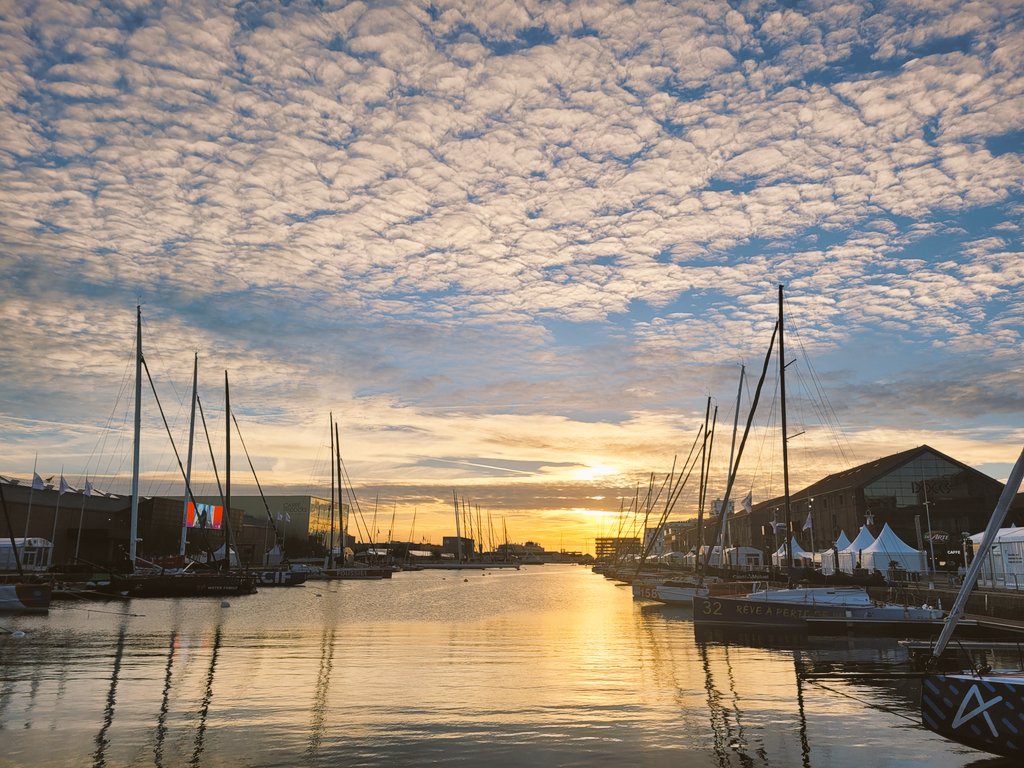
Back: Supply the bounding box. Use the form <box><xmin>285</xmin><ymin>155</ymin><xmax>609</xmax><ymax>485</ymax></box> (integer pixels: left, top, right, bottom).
<box><xmin>59</xmin><ymin>475</ymin><xmax>70</xmax><ymax>495</ymax></box>
<box><xmin>803</xmin><ymin>512</ymin><xmax>813</xmax><ymax>530</ymax></box>
<box><xmin>742</xmin><ymin>490</ymin><xmax>752</xmax><ymax>515</ymax></box>
<box><xmin>32</xmin><ymin>472</ymin><xmax>45</xmax><ymax>490</ymax></box>
<box><xmin>84</xmin><ymin>480</ymin><xmax>93</xmax><ymax>496</ymax></box>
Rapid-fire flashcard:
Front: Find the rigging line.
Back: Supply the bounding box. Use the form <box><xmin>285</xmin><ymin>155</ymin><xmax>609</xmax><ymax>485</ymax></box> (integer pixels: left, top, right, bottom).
<box><xmin>82</xmin><ymin>339</ymin><xmax>136</xmax><ymax>488</ymax></box>
<box><xmin>194</xmin><ymin>396</ymin><xmax>223</xmax><ymax>563</ymax></box>
<box><xmin>231</xmin><ymin>412</ymin><xmax>281</xmax><ymax>548</ymax></box>
<box><xmin>711</xmin><ymin>319</ymin><xmax>780</xmax><ymax>557</ymax></box>
<box><xmin>802</xmin><ymin>678</ymin><xmax>919</xmax><ymax>724</ymax></box>
<box><xmin>338</xmin><ymin>455</ymin><xmax>371</xmax><ymax>544</ymax></box>
<box><xmin>142</xmin><ymin>358</ymin><xmax>210</xmax><ymax>516</ymax></box>
<box><xmin>789</xmin><ymin>325</ymin><xmax>852</xmax><ymax>465</ymax></box>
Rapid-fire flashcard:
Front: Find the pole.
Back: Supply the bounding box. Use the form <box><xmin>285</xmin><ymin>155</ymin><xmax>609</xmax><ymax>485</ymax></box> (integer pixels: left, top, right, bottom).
<box><xmin>129</xmin><ymin>306</ymin><xmax>142</xmax><ymax>568</ymax></box>
<box><xmin>777</xmin><ymin>285</ymin><xmax>793</xmax><ymax>569</ymax></box>
<box><xmin>22</xmin><ymin>453</ymin><xmax>39</xmax><ymax>545</ymax></box>
<box><xmin>74</xmin><ymin>478</ymin><xmax>88</xmax><ymax>562</ymax></box>
<box><xmin>180</xmin><ymin>354</ymin><xmax>198</xmax><ymax>556</ymax></box>
<box><xmin>334</xmin><ymin>421</ymin><xmax>343</xmax><ymax>566</ymax></box>
<box><xmin>329</xmin><ymin>413</ymin><xmax>335</xmax><ymax>569</ymax></box>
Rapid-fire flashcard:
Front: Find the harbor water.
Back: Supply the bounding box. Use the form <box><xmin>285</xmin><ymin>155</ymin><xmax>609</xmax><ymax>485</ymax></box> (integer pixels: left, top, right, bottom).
<box><xmin>0</xmin><ymin>565</ymin><xmax>1012</xmax><ymax>767</ymax></box>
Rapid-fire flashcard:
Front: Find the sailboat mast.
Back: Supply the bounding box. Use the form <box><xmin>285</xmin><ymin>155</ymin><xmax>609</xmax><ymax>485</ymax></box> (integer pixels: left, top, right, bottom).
<box><xmin>453</xmin><ymin>490</ymin><xmax>463</xmax><ymax>562</ymax></box>
<box><xmin>223</xmin><ymin>370</ymin><xmax>234</xmax><ymax>571</ymax></box>
<box><xmin>329</xmin><ymin>412</ymin><xmax>335</xmax><ymax>569</ymax></box>
<box><xmin>335</xmin><ymin>422</ymin><xmax>343</xmax><ymax>566</ymax></box>
<box><xmin>778</xmin><ymin>285</ymin><xmax>793</xmax><ymax>569</ymax></box>
<box><xmin>717</xmin><ymin>366</ymin><xmax>745</xmax><ymax>558</ymax></box>
<box><xmin>696</xmin><ymin>396</ymin><xmax>711</xmax><ymax>571</ymax></box>
<box><xmin>180</xmin><ymin>353</ymin><xmax>198</xmax><ymax>557</ymax></box>
<box><xmin>129</xmin><ymin>305</ymin><xmax>142</xmax><ymax>568</ymax></box>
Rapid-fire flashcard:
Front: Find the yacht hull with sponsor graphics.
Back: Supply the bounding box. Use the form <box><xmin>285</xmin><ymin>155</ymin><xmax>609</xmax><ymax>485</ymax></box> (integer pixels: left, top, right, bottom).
<box><xmin>922</xmin><ymin>673</ymin><xmax>1024</xmax><ymax>758</ymax></box>
<box><xmin>693</xmin><ymin>592</ymin><xmax>943</xmax><ymax>630</ymax></box>
<box><xmin>693</xmin><ymin>594</ymin><xmax>846</xmax><ymax>628</ymax></box>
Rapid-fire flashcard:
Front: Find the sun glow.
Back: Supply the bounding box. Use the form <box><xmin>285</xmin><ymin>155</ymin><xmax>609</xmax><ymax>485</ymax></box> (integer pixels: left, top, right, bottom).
<box><xmin>572</xmin><ymin>464</ymin><xmax>618</xmax><ymax>482</ymax></box>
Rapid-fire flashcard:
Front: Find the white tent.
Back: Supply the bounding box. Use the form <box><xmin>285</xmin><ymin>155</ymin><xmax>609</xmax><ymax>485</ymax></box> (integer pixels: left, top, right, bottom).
<box><xmin>969</xmin><ymin>527</ymin><xmax>1024</xmax><ymax>589</ymax></box>
<box><xmin>660</xmin><ymin>551</ymin><xmax>688</xmax><ymax>564</ymax></box>
<box><xmin>820</xmin><ymin>531</ymin><xmax>853</xmax><ymax>575</ymax></box>
<box><xmin>209</xmin><ymin>544</ymin><xmax>240</xmax><ymax>567</ymax></box>
<box><xmin>725</xmin><ymin>546</ymin><xmax>763</xmax><ymax>569</ymax></box>
<box><xmin>771</xmin><ymin>536</ymin><xmax>811</xmax><ymax>567</ymax></box>
<box><xmin>859</xmin><ymin>523</ymin><xmax>927</xmax><ymax>574</ymax></box>
<box><xmin>264</xmin><ymin>544</ymin><xmax>283</xmax><ymax>566</ymax></box>
<box><xmin>837</xmin><ymin>525</ymin><xmax>876</xmax><ymax>573</ymax></box>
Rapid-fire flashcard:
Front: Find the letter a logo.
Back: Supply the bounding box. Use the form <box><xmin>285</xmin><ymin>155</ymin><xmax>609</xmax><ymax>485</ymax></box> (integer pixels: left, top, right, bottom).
<box><xmin>952</xmin><ymin>684</ymin><xmax>1003</xmax><ymax>738</ymax></box>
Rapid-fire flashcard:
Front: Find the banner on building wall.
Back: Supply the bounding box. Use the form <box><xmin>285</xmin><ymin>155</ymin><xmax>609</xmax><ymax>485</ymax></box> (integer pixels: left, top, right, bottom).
<box><xmin>187</xmin><ymin>501</ymin><xmax>223</xmax><ymax>529</ymax></box>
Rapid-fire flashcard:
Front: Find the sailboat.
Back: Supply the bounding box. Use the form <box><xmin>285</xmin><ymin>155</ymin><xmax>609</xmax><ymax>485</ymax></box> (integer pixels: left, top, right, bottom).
<box><xmin>100</xmin><ymin>307</ymin><xmax>256</xmax><ymax>598</ymax></box>
<box><xmin>0</xmin><ymin>478</ymin><xmax>51</xmax><ymax>613</ymax></box>
<box><xmin>920</xmin><ymin>445</ymin><xmax>1024</xmax><ymax>758</ymax></box>
<box><xmin>693</xmin><ymin>286</ymin><xmax>943</xmax><ymax>630</ymax></box>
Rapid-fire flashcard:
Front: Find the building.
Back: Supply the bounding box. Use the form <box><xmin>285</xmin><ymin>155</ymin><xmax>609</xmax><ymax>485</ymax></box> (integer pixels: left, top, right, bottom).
<box><xmin>594</xmin><ymin>536</ymin><xmax>640</xmax><ymax>560</ymax></box>
<box><xmin>442</xmin><ymin>536</ymin><xmax>475</xmax><ymax>558</ymax></box>
<box><xmin>726</xmin><ymin>445</ymin><xmax>1011</xmax><ymax>570</ymax></box>
<box><xmin>0</xmin><ymin>478</ymin><xmax>345</xmax><ymax>570</ymax></box>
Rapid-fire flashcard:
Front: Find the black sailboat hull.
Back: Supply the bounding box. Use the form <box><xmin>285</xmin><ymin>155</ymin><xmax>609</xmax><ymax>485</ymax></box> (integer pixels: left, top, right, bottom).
<box><xmin>922</xmin><ymin>673</ymin><xmax>1024</xmax><ymax>758</ymax></box>
<box><xmin>103</xmin><ymin>572</ymin><xmax>258</xmax><ymax>598</ymax></box>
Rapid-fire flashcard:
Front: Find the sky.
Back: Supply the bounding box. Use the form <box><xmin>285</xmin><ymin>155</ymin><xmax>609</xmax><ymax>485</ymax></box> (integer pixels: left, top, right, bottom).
<box><xmin>1</xmin><ymin>0</ymin><xmax>1022</xmax><ymax>555</ymax></box>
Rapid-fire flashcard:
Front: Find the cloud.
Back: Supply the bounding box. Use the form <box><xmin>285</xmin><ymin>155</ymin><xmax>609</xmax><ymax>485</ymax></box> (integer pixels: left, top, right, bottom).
<box><xmin>0</xmin><ymin>0</ymin><xmax>1022</xmax><ymax>550</ymax></box>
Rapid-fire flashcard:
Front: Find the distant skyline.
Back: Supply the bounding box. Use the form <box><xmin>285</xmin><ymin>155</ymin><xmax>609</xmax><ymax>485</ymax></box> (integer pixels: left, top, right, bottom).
<box><xmin>1</xmin><ymin>1</ymin><xmax>1022</xmax><ymax>554</ymax></box>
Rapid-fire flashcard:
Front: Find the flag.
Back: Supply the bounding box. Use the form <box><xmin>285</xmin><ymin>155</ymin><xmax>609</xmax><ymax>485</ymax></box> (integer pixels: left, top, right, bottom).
<box><xmin>742</xmin><ymin>490</ymin><xmax>752</xmax><ymax>515</ymax></box>
<box><xmin>285</xmin><ymin>513</ymin><xmax>292</xmax><ymax>523</ymax></box>
<box><xmin>84</xmin><ymin>480</ymin><xmax>93</xmax><ymax>496</ymax></box>
<box><xmin>59</xmin><ymin>475</ymin><xmax>70</xmax><ymax>495</ymax></box>
<box><xmin>32</xmin><ymin>472</ymin><xmax>45</xmax><ymax>490</ymax></box>
<box><xmin>770</xmin><ymin>519</ymin><xmax>786</xmax><ymax>534</ymax></box>
<box><xmin>803</xmin><ymin>512</ymin><xmax>813</xmax><ymax>530</ymax></box>
<box><xmin>276</xmin><ymin>512</ymin><xmax>283</xmax><ymax>521</ymax></box>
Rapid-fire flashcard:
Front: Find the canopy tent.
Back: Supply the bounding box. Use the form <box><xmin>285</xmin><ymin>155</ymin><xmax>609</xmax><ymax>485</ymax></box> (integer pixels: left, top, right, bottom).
<box><xmin>771</xmin><ymin>536</ymin><xmax>811</xmax><ymax>567</ymax></box>
<box><xmin>702</xmin><ymin>544</ymin><xmax>726</xmax><ymax>567</ymax></box>
<box><xmin>819</xmin><ymin>531</ymin><xmax>853</xmax><ymax>575</ymax></box>
<box><xmin>208</xmin><ymin>544</ymin><xmax>240</xmax><ymax>567</ymax></box>
<box><xmin>837</xmin><ymin>525</ymin><xmax>877</xmax><ymax>573</ymax></box>
<box><xmin>658</xmin><ymin>551</ymin><xmax>688</xmax><ymax>564</ymax></box>
<box><xmin>859</xmin><ymin>523</ymin><xmax>927</xmax><ymax>574</ymax></box>
<box><xmin>264</xmin><ymin>544</ymin><xmax>283</xmax><ymax>566</ymax></box>
<box><xmin>725</xmin><ymin>546</ymin><xmax>763</xmax><ymax>569</ymax></box>
<box><xmin>969</xmin><ymin>526</ymin><xmax>1024</xmax><ymax>589</ymax></box>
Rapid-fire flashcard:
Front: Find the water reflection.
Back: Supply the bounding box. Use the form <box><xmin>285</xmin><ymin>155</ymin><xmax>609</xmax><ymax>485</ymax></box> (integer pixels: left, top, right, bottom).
<box><xmin>306</xmin><ymin>626</ymin><xmax>335</xmax><ymax>758</ymax></box>
<box><xmin>154</xmin><ymin>630</ymin><xmax>177</xmax><ymax>768</ymax></box>
<box><xmin>93</xmin><ymin>622</ymin><xmax>127</xmax><ymax>768</ymax></box>
<box><xmin>191</xmin><ymin>624</ymin><xmax>223</xmax><ymax>767</ymax></box>
<box><xmin>0</xmin><ymin>567</ymin><xmax>1001</xmax><ymax>767</ymax></box>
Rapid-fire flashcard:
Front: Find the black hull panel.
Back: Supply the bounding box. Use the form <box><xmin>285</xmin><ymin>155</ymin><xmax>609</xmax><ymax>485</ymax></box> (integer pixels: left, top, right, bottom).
<box><xmin>922</xmin><ymin>674</ymin><xmax>1024</xmax><ymax>758</ymax></box>
<box><xmin>256</xmin><ymin>570</ymin><xmax>308</xmax><ymax>587</ymax></box>
<box><xmin>105</xmin><ymin>574</ymin><xmax>258</xmax><ymax>598</ymax></box>
<box><xmin>693</xmin><ymin>595</ymin><xmax>849</xmax><ymax>628</ymax></box>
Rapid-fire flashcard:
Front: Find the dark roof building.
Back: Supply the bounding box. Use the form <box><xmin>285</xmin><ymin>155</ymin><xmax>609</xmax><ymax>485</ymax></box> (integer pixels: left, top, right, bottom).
<box><xmin>727</xmin><ymin>445</ymin><xmax>1011</xmax><ymax>565</ymax></box>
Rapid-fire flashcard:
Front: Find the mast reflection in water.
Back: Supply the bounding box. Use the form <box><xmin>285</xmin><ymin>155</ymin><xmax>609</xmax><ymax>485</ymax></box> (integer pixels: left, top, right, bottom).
<box><xmin>0</xmin><ymin>567</ymin><xmax>995</xmax><ymax>767</ymax></box>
